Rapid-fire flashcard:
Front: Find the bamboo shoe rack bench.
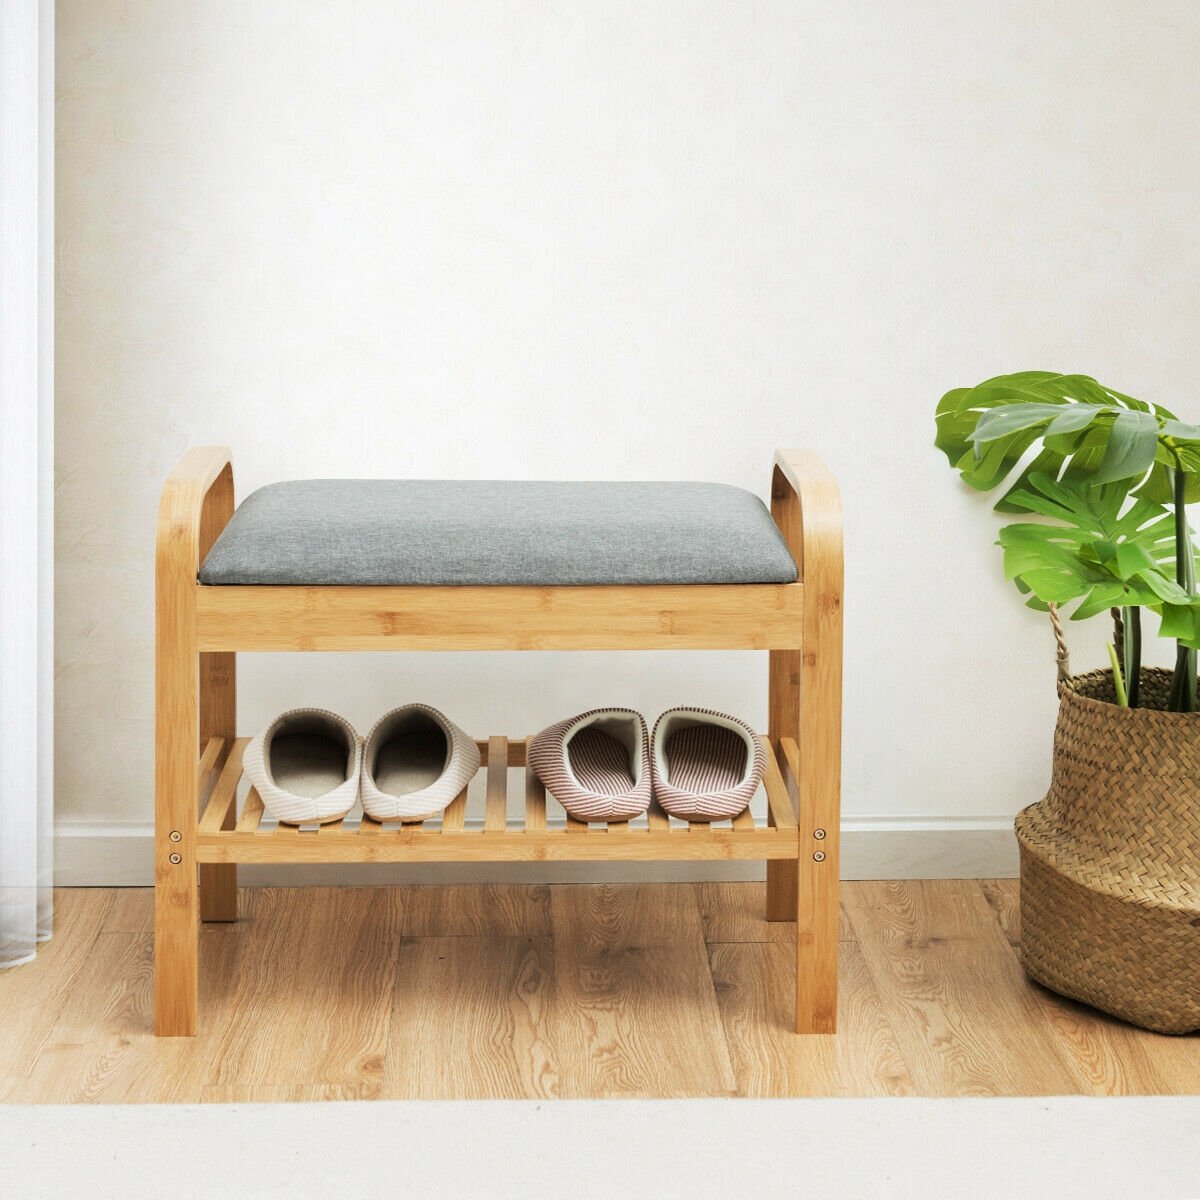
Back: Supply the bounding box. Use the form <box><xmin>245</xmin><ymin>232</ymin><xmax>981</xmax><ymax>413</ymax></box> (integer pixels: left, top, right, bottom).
<box><xmin>155</xmin><ymin>447</ymin><xmax>843</xmax><ymax>1037</ymax></box>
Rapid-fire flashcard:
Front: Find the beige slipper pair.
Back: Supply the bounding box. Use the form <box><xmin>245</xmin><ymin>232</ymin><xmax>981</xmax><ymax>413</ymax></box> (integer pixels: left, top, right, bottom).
<box><xmin>244</xmin><ymin>704</ymin><xmax>479</xmax><ymax>825</ymax></box>
<box><xmin>528</xmin><ymin>707</ymin><xmax>766</xmax><ymax>823</ymax></box>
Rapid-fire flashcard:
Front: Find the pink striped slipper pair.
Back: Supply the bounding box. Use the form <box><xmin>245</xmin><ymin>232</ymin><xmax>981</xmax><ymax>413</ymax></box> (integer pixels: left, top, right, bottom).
<box><xmin>528</xmin><ymin>707</ymin><xmax>766</xmax><ymax>823</ymax></box>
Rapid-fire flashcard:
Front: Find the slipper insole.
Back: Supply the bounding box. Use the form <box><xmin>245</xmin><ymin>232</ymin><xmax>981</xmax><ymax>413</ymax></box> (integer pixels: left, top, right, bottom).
<box><xmin>271</xmin><ymin>733</ymin><xmax>349</xmax><ymax>798</ymax></box>
<box><xmin>374</xmin><ymin>732</ymin><xmax>447</xmax><ymax>796</ymax></box>
<box><xmin>568</xmin><ymin>728</ymin><xmax>635</xmax><ymax>796</ymax></box>
<box><xmin>664</xmin><ymin>726</ymin><xmax>746</xmax><ymax>794</ymax></box>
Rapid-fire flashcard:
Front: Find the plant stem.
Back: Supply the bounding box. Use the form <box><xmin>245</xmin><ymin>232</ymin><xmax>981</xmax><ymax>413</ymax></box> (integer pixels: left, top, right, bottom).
<box><xmin>1170</xmin><ymin>464</ymin><xmax>1197</xmax><ymax>712</ymax></box>
<box><xmin>1121</xmin><ymin>606</ymin><xmax>1141</xmax><ymax>708</ymax></box>
<box><xmin>1107</xmin><ymin>642</ymin><xmax>1129</xmax><ymax>706</ymax></box>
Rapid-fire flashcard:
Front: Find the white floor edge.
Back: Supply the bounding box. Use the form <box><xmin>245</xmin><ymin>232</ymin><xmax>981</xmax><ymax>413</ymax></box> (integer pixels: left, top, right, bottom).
<box><xmin>2</xmin><ymin>1096</ymin><xmax>1197</xmax><ymax>1200</ymax></box>
<box><xmin>53</xmin><ymin>818</ymin><xmax>1019</xmax><ymax>885</ymax></box>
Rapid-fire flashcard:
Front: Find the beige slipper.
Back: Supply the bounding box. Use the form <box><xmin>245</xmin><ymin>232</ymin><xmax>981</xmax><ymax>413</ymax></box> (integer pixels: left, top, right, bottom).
<box><xmin>243</xmin><ymin>708</ymin><xmax>361</xmax><ymax>825</ymax></box>
<box><xmin>360</xmin><ymin>704</ymin><xmax>480</xmax><ymax>822</ymax></box>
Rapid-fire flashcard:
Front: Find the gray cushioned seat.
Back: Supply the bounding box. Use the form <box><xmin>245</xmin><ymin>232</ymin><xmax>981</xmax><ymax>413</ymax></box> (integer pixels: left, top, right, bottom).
<box><xmin>198</xmin><ymin>480</ymin><xmax>798</xmax><ymax>587</ymax></box>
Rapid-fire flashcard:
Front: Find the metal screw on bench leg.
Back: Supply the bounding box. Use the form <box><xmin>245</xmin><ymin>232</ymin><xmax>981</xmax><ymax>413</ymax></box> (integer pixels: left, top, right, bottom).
<box><xmin>813</xmin><ymin>850</ymin><xmax>826</xmax><ymax>862</ymax></box>
<box><xmin>813</xmin><ymin>828</ymin><xmax>826</xmax><ymax>840</ymax></box>
<box><xmin>169</xmin><ymin>830</ymin><xmax>182</xmax><ymax>842</ymax></box>
<box><xmin>169</xmin><ymin>853</ymin><xmax>182</xmax><ymax>865</ymax></box>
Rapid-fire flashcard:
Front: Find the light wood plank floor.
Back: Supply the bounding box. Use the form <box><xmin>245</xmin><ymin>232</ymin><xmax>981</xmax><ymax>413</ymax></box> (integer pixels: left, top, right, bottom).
<box><xmin>0</xmin><ymin>882</ymin><xmax>1195</xmax><ymax>1102</ymax></box>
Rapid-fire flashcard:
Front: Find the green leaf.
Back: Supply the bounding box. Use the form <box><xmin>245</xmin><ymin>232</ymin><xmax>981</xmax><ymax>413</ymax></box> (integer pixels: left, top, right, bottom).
<box><xmin>1112</xmin><ymin>542</ymin><xmax>1159</xmax><ymax>578</ymax></box>
<box><xmin>935</xmin><ymin>371</ymin><xmax>1200</xmax><ymax>657</ymax></box>
<box><xmin>995</xmin><ymin>475</ymin><xmax>1187</xmax><ymax>613</ymax></box>
<box><xmin>959</xmin><ymin>431</ymin><xmax>1044</xmax><ymax>492</ymax></box>
<box><xmin>1162</xmin><ymin>419</ymin><xmax>1200</xmax><ymax>442</ymax></box>
<box><xmin>1093</xmin><ymin>410</ymin><xmax>1160</xmax><ymax>483</ymax></box>
<box><xmin>1043</xmin><ymin>404</ymin><xmax>1104</xmax><ymax>437</ymax></box>
<box><xmin>1136</xmin><ymin>570</ymin><xmax>1191</xmax><ymax>605</ymax></box>
<box><xmin>1074</xmin><ymin>583</ymin><xmax>1132</xmax><ymax>619</ymax></box>
<box><xmin>934</xmin><ymin>372</ymin><xmax>1186</xmax><ymax>514</ymax></box>
<box><xmin>1133</xmin><ymin>462</ymin><xmax>1200</xmax><ymax>504</ymax></box>
<box><xmin>970</xmin><ymin>404</ymin><xmax>1068</xmax><ymax>444</ymax></box>
<box><xmin>1159</xmin><ymin>603</ymin><xmax>1200</xmax><ymax>646</ymax></box>
<box><xmin>993</xmin><ymin>448</ymin><xmax>1070</xmax><ymax>514</ymax></box>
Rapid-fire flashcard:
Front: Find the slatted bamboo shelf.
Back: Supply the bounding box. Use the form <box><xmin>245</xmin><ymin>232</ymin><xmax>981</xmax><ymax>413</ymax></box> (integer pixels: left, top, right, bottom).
<box><xmin>195</xmin><ymin>734</ymin><xmax>800</xmax><ymax>864</ymax></box>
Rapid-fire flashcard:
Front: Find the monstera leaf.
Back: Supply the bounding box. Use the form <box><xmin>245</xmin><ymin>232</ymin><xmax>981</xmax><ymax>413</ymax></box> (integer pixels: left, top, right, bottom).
<box><xmin>997</xmin><ymin>474</ymin><xmax>1200</xmax><ymax>647</ymax></box>
<box><xmin>937</xmin><ymin>372</ymin><xmax>1200</xmax><ymax>708</ymax></box>
<box><xmin>935</xmin><ymin>372</ymin><xmax>1200</xmax><ymax>513</ymax></box>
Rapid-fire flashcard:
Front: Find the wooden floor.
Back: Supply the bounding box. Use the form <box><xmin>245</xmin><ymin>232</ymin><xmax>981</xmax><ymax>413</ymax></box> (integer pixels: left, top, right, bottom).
<box><xmin>0</xmin><ymin>881</ymin><xmax>1195</xmax><ymax>1102</ymax></box>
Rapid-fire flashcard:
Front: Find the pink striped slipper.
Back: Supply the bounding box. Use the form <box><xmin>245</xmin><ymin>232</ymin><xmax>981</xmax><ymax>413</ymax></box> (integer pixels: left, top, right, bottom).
<box><xmin>527</xmin><ymin>709</ymin><xmax>651</xmax><ymax>822</ymax></box>
<box><xmin>651</xmin><ymin>708</ymin><xmax>765</xmax><ymax>821</ymax></box>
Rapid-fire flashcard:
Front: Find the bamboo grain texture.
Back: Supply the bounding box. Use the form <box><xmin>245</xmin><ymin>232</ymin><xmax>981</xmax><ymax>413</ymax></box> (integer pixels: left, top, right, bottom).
<box><xmin>194</xmin><ymin>583</ymin><xmax>805</xmax><ymax>652</ymax></box>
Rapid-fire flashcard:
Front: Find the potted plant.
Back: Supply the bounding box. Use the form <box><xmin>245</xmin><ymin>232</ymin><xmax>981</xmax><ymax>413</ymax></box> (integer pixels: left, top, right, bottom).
<box><xmin>936</xmin><ymin>371</ymin><xmax>1200</xmax><ymax>1034</ymax></box>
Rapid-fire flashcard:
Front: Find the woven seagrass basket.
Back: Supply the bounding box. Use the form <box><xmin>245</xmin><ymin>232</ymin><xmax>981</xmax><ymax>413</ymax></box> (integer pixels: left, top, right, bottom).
<box><xmin>1015</xmin><ymin>655</ymin><xmax>1200</xmax><ymax>1034</ymax></box>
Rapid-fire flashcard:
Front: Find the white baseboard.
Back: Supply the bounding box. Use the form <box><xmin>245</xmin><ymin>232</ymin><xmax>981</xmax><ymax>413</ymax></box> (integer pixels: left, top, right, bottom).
<box><xmin>53</xmin><ymin>816</ymin><xmax>1018</xmax><ymax>886</ymax></box>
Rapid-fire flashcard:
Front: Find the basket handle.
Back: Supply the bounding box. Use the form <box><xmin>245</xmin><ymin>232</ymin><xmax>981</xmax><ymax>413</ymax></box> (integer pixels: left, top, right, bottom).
<box><xmin>1048</xmin><ymin>602</ymin><xmax>1071</xmax><ymax>686</ymax></box>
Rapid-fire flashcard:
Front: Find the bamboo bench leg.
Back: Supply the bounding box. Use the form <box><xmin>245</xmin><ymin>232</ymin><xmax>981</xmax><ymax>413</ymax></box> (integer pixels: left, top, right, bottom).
<box><xmin>199</xmin><ymin>651</ymin><xmax>237</xmax><ymax>922</ymax></box>
<box><xmin>794</xmin><ymin>568</ymin><xmax>842</xmax><ymax>1033</ymax></box>
<box><xmin>795</xmin><ymin>829</ymin><xmax>838</xmax><ymax>1035</ymax></box>
<box><xmin>766</xmin><ymin>649</ymin><xmax>800</xmax><ymax>921</ymax></box>
<box><xmin>155</xmin><ymin>605</ymin><xmax>200</xmax><ymax>1036</ymax></box>
<box><xmin>792</xmin><ymin>629</ymin><xmax>841</xmax><ymax>1033</ymax></box>
<box><xmin>770</xmin><ymin>645</ymin><xmax>838</xmax><ymax>1033</ymax></box>
<box><xmin>793</xmin><ymin>595</ymin><xmax>842</xmax><ymax>1034</ymax></box>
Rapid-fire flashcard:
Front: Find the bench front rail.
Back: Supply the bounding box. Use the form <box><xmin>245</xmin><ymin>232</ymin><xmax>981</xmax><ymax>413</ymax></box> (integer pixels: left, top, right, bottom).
<box><xmin>155</xmin><ymin>447</ymin><xmax>843</xmax><ymax>1038</ymax></box>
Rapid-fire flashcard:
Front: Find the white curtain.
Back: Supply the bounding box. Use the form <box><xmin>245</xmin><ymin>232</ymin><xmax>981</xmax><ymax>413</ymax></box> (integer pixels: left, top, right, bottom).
<box><xmin>0</xmin><ymin>0</ymin><xmax>53</xmax><ymax>968</ymax></box>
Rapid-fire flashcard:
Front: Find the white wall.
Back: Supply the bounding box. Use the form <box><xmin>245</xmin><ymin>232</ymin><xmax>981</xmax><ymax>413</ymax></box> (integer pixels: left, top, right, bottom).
<box><xmin>55</xmin><ymin>1</ymin><xmax>1200</xmax><ymax>875</ymax></box>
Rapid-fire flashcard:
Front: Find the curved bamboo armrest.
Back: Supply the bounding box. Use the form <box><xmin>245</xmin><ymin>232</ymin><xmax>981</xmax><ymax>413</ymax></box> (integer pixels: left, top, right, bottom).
<box><xmin>157</xmin><ymin>447</ymin><xmax>234</xmax><ymax>578</ymax></box>
<box><xmin>771</xmin><ymin>448</ymin><xmax>843</xmax><ymax>593</ymax></box>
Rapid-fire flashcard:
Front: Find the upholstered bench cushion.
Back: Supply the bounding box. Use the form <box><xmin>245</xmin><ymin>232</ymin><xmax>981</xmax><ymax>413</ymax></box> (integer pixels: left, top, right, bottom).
<box><xmin>198</xmin><ymin>480</ymin><xmax>798</xmax><ymax>586</ymax></box>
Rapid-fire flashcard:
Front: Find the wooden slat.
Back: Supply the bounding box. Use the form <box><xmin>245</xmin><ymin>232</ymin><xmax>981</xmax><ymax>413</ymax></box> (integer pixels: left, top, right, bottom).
<box><xmin>524</xmin><ymin>763</ymin><xmax>547</xmax><ymax>832</ymax></box>
<box><xmin>275</xmin><ymin>816</ymin><xmax>325</xmax><ymax>835</ymax></box>
<box><xmin>195</xmin><ymin>582</ymin><xmax>804</xmax><ymax>653</ymax></box>
<box><xmin>442</xmin><ymin>787</ymin><xmax>469</xmax><ymax>833</ymax></box>
<box><xmin>198</xmin><ymin>738</ymin><xmax>248</xmax><ymax>834</ymax></box>
<box><xmin>763</xmin><ymin>738</ymin><xmax>797</xmax><ymax>829</ymax></box>
<box><xmin>484</xmin><ymin>736</ymin><xmax>508</xmax><ymax>832</ymax></box>
<box><xmin>196</xmin><ymin>737</ymin><xmax>224</xmax><ymax>799</ymax></box>
<box><xmin>358</xmin><ymin>814</ymin><xmax>382</xmax><ymax>835</ymax></box>
<box><xmin>779</xmin><ymin>736</ymin><xmax>801</xmax><ymax>795</ymax></box>
<box><xmin>197</xmin><ymin>825</ymin><xmax>797</xmax><ymax>863</ymax></box>
<box><xmin>565</xmin><ymin>815</ymin><xmax>588</xmax><ymax>833</ymax></box>
<box><xmin>479</xmin><ymin>737</ymin><xmax>526</xmax><ymax>768</ymax></box>
<box><xmin>731</xmin><ymin>806</ymin><xmax>755</xmax><ymax>833</ymax></box>
<box><xmin>646</xmin><ymin>797</ymin><xmax>671</xmax><ymax>832</ymax></box>
<box><xmin>235</xmin><ymin>787</ymin><xmax>264</xmax><ymax>833</ymax></box>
